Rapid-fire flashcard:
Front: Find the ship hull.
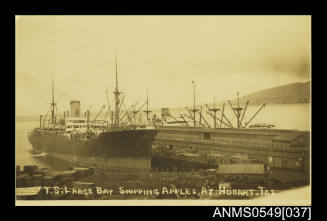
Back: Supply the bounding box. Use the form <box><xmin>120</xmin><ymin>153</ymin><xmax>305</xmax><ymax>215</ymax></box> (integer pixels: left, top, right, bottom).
<box><xmin>28</xmin><ymin>129</ymin><xmax>158</xmax><ymax>171</ymax></box>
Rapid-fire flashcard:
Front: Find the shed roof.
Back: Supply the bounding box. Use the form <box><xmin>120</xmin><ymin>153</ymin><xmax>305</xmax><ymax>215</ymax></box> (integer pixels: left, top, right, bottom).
<box><xmin>158</xmin><ymin>126</ymin><xmax>309</xmax><ymax>142</ymax></box>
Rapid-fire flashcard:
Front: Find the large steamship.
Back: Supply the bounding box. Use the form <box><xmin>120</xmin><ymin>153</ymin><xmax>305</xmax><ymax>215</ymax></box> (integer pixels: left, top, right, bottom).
<box><xmin>28</xmin><ymin>58</ymin><xmax>158</xmax><ymax>172</ymax></box>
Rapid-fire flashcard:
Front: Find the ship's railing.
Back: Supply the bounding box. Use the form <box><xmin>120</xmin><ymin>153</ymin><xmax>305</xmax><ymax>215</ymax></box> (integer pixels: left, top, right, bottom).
<box><xmin>154</xmin><ymin>136</ymin><xmax>307</xmax><ymax>152</ymax></box>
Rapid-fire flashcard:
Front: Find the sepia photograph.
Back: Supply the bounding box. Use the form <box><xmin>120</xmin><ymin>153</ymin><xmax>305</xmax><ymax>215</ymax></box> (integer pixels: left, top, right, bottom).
<box><xmin>15</xmin><ymin>15</ymin><xmax>311</xmax><ymax>206</ymax></box>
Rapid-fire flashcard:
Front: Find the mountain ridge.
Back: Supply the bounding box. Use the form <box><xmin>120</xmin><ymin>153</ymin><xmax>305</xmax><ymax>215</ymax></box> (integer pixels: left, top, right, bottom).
<box><xmin>16</xmin><ymin>81</ymin><xmax>311</xmax><ymax>120</ymax></box>
<box><xmin>211</xmin><ymin>81</ymin><xmax>311</xmax><ymax>106</ymax></box>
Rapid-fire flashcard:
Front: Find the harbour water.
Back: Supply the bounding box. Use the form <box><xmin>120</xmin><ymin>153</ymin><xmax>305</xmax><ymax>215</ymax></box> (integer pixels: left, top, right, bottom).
<box><xmin>16</xmin><ymin>120</ymin><xmax>47</xmax><ymax>168</ymax></box>
<box><xmin>16</xmin><ymin>103</ymin><xmax>310</xmax><ymax>169</ymax></box>
<box><xmin>16</xmin><ymin>120</ymin><xmax>72</xmax><ymax>170</ymax></box>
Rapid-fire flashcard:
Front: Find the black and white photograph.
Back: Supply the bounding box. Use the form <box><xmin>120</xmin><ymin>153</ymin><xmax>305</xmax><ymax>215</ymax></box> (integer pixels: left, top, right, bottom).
<box><xmin>15</xmin><ymin>15</ymin><xmax>311</xmax><ymax>206</ymax></box>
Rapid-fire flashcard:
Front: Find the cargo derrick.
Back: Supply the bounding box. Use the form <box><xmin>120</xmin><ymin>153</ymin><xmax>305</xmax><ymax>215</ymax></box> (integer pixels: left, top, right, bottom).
<box><xmin>208</xmin><ymin>97</ymin><xmax>220</xmax><ymax>128</ymax></box>
<box><xmin>189</xmin><ymin>81</ymin><xmax>199</xmax><ymax>127</ymax></box>
<box><xmin>158</xmin><ymin>82</ymin><xmax>267</xmax><ymax>129</ymax></box>
<box><xmin>143</xmin><ymin>89</ymin><xmax>152</xmax><ymax>125</ymax></box>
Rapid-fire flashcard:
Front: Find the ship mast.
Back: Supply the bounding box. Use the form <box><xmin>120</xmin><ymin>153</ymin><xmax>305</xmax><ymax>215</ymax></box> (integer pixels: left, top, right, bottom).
<box><xmin>50</xmin><ymin>76</ymin><xmax>56</xmax><ymax>124</ymax></box>
<box><xmin>132</xmin><ymin>99</ymin><xmax>137</xmax><ymax>125</ymax></box>
<box><xmin>113</xmin><ymin>54</ymin><xmax>121</xmax><ymax>127</ymax></box>
<box><xmin>143</xmin><ymin>89</ymin><xmax>152</xmax><ymax>125</ymax></box>
<box><xmin>232</xmin><ymin>91</ymin><xmax>243</xmax><ymax>128</ymax></box>
<box><xmin>209</xmin><ymin>96</ymin><xmax>220</xmax><ymax>128</ymax></box>
<box><xmin>189</xmin><ymin>81</ymin><xmax>199</xmax><ymax>127</ymax></box>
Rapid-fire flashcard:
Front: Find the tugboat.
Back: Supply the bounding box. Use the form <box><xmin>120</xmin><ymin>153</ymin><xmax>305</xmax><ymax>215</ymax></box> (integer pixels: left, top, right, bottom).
<box><xmin>28</xmin><ymin>56</ymin><xmax>158</xmax><ymax>172</ymax></box>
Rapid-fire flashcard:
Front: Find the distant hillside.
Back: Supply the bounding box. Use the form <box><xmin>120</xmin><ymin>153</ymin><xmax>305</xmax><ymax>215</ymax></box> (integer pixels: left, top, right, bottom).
<box><xmin>16</xmin><ymin>81</ymin><xmax>311</xmax><ymax>121</ymax></box>
<box><xmin>230</xmin><ymin>81</ymin><xmax>310</xmax><ymax>105</ymax></box>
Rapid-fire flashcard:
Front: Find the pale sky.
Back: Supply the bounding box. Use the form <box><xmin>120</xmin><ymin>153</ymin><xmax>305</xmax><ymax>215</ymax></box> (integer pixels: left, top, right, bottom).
<box><xmin>15</xmin><ymin>16</ymin><xmax>311</xmax><ymax>116</ymax></box>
